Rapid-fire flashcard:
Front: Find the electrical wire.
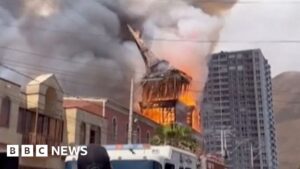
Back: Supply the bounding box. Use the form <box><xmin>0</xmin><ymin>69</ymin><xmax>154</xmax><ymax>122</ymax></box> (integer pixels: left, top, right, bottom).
<box><xmin>2</xmin><ymin>46</ymin><xmax>299</xmax><ymax>88</ymax></box>
<box><xmin>3</xmin><ymin>56</ymin><xmax>300</xmax><ymax>96</ymax></box>
<box><xmin>2</xmin><ymin>61</ymin><xmax>300</xmax><ymax>103</ymax></box>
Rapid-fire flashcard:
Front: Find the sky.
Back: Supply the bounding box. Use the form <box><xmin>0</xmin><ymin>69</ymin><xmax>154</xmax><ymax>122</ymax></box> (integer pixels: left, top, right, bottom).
<box><xmin>215</xmin><ymin>0</ymin><xmax>300</xmax><ymax>77</ymax></box>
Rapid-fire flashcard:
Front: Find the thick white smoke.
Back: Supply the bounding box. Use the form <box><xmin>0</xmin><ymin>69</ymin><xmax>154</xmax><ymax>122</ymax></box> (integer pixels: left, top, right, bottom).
<box><xmin>0</xmin><ymin>0</ymin><xmax>237</xmax><ymax>105</ymax></box>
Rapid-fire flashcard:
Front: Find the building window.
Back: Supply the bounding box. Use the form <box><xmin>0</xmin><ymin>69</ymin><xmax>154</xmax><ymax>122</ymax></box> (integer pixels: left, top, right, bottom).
<box><xmin>96</xmin><ymin>126</ymin><xmax>101</xmax><ymax>144</ymax></box>
<box><xmin>80</xmin><ymin>122</ymin><xmax>86</xmax><ymax>145</ymax></box>
<box><xmin>112</xmin><ymin>117</ymin><xmax>117</xmax><ymax>142</ymax></box>
<box><xmin>0</xmin><ymin>96</ymin><xmax>11</xmax><ymax>127</ymax></box>
<box><xmin>49</xmin><ymin>118</ymin><xmax>58</xmax><ymax>144</ymax></box>
<box><xmin>17</xmin><ymin>108</ymin><xmax>34</xmax><ymax>134</ymax></box>
<box><xmin>126</xmin><ymin>123</ymin><xmax>129</xmax><ymax>142</ymax></box>
<box><xmin>136</xmin><ymin>126</ymin><xmax>141</xmax><ymax>143</ymax></box>
<box><xmin>90</xmin><ymin>129</ymin><xmax>96</xmax><ymax>144</ymax></box>
<box><xmin>30</xmin><ymin>114</ymin><xmax>63</xmax><ymax>146</ymax></box>
<box><xmin>42</xmin><ymin>117</ymin><xmax>49</xmax><ymax>137</ymax></box>
<box><xmin>45</xmin><ymin>87</ymin><xmax>57</xmax><ymax>114</ymax></box>
<box><xmin>146</xmin><ymin>131</ymin><xmax>150</xmax><ymax>143</ymax></box>
<box><xmin>89</xmin><ymin>126</ymin><xmax>101</xmax><ymax>144</ymax></box>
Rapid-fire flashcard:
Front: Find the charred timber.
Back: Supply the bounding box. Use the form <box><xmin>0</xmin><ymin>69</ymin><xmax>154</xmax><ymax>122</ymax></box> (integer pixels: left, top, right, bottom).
<box><xmin>141</xmin><ymin>68</ymin><xmax>192</xmax><ymax>102</ymax></box>
<box><xmin>139</xmin><ymin>100</ymin><xmax>178</xmax><ymax>109</ymax></box>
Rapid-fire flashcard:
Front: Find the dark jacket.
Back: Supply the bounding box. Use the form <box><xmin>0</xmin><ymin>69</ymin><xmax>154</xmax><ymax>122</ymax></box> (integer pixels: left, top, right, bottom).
<box><xmin>78</xmin><ymin>144</ymin><xmax>112</xmax><ymax>169</ymax></box>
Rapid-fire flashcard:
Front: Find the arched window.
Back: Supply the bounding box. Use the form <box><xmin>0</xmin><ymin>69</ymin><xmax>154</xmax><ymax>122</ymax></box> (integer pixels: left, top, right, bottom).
<box><xmin>45</xmin><ymin>87</ymin><xmax>57</xmax><ymax>114</ymax></box>
<box><xmin>0</xmin><ymin>96</ymin><xmax>11</xmax><ymax>127</ymax></box>
<box><xmin>146</xmin><ymin>131</ymin><xmax>150</xmax><ymax>143</ymax></box>
<box><xmin>112</xmin><ymin>117</ymin><xmax>117</xmax><ymax>142</ymax></box>
<box><xmin>80</xmin><ymin>122</ymin><xmax>86</xmax><ymax>145</ymax></box>
<box><xmin>125</xmin><ymin>123</ymin><xmax>129</xmax><ymax>142</ymax></box>
<box><xmin>96</xmin><ymin>126</ymin><xmax>101</xmax><ymax>144</ymax></box>
<box><xmin>136</xmin><ymin>126</ymin><xmax>141</xmax><ymax>143</ymax></box>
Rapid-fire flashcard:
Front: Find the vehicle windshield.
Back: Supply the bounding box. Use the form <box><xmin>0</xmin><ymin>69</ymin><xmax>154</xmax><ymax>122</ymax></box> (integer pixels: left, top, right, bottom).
<box><xmin>111</xmin><ymin>160</ymin><xmax>162</xmax><ymax>169</ymax></box>
<box><xmin>65</xmin><ymin>160</ymin><xmax>78</xmax><ymax>169</ymax></box>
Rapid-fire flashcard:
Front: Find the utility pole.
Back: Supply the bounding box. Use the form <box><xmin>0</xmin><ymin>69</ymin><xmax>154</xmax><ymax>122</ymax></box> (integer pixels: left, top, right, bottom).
<box><xmin>251</xmin><ymin>144</ymin><xmax>254</xmax><ymax>169</ymax></box>
<box><xmin>34</xmin><ymin>106</ymin><xmax>39</xmax><ymax>144</ymax></box>
<box><xmin>128</xmin><ymin>78</ymin><xmax>134</xmax><ymax>144</ymax></box>
<box><xmin>221</xmin><ymin>130</ymin><xmax>224</xmax><ymax>157</ymax></box>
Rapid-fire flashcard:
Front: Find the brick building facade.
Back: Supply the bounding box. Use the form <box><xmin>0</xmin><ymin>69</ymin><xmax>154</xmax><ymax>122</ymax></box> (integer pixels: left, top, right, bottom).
<box><xmin>64</xmin><ymin>106</ymin><xmax>107</xmax><ymax>145</ymax></box>
<box><xmin>64</xmin><ymin>97</ymin><xmax>159</xmax><ymax>145</ymax></box>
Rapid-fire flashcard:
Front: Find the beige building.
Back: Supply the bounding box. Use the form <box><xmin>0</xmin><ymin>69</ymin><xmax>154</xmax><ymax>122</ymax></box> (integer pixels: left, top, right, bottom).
<box><xmin>0</xmin><ymin>78</ymin><xmax>23</xmax><ymax>152</ymax></box>
<box><xmin>0</xmin><ymin>74</ymin><xmax>65</xmax><ymax>169</ymax></box>
<box><xmin>64</xmin><ymin>103</ymin><xmax>107</xmax><ymax>145</ymax></box>
<box><xmin>0</xmin><ymin>74</ymin><xmax>112</xmax><ymax>169</ymax></box>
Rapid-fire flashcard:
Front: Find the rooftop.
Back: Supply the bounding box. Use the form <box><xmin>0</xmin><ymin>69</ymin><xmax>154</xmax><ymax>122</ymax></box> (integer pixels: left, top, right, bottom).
<box><xmin>63</xmin><ymin>97</ymin><xmax>160</xmax><ymax>127</ymax></box>
<box><xmin>212</xmin><ymin>48</ymin><xmax>262</xmax><ymax>55</ymax></box>
<box><xmin>0</xmin><ymin>77</ymin><xmax>21</xmax><ymax>87</ymax></box>
<box><xmin>64</xmin><ymin>99</ymin><xmax>104</xmax><ymax>118</ymax></box>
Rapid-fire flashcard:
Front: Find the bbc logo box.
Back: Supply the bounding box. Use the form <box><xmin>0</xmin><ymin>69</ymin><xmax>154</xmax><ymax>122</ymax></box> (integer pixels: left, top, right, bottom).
<box><xmin>7</xmin><ymin>145</ymin><xmax>87</xmax><ymax>157</ymax></box>
<box><xmin>7</xmin><ymin>145</ymin><xmax>48</xmax><ymax>157</ymax></box>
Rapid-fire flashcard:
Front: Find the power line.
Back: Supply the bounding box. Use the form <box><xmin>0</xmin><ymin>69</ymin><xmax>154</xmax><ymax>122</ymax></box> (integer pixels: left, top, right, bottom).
<box><xmin>0</xmin><ymin>46</ymin><xmax>143</xmax><ymax>75</ymax></box>
<box><xmin>142</xmin><ymin>0</ymin><xmax>300</xmax><ymax>4</ymax></box>
<box><xmin>0</xmin><ymin>64</ymin><xmax>171</xmax><ymax>141</ymax></box>
<box><xmin>0</xmin><ymin>0</ymin><xmax>299</xmax><ymax>47</ymax></box>
<box><xmin>3</xmin><ymin>60</ymin><xmax>300</xmax><ymax>99</ymax></box>
<box><xmin>3</xmin><ymin>57</ymin><xmax>300</xmax><ymax>95</ymax></box>
<box><xmin>2</xmin><ymin>62</ymin><xmax>300</xmax><ymax>110</ymax></box>
<box><xmin>0</xmin><ymin>63</ymin><xmax>133</xmax><ymax>111</ymax></box>
<box><xmin>1</xmin><ymin>57</ymin><xmax>205</xmax><ymax>94</ymax></box>
<box><xmin>144</xmin><ymin>39</ymin><xmax>300</xmax><ymax>44</ymax></box>
<box><xmin>3</xmin><ymin>63</ymin><xmax>130</xmax><ymax>92</ymax></box>
<box><xmin>2</xmin><ymin>44</ymin><xmax>300</xmax><ymax>95</ymax></box>
<box><xmin>3</xmin><ymin>57</ymin><xmax>133</xmax><ymax>83</ymax></box>
<box><xmin>2</xmin><ymin>45</ymin><xmax>300</xmax><ymax>86</ymax></box>
<box><xmin>0</xmin><ymin>69</ymin><xmax>149</xmax><ymax>141</ymax></box>
<box><xmin>2</xmin><ymin>61</ymin><xmax>204</xmax><ymax>95</ymax></box>
<box><xmin>1</xmin><ymin>20</ymin><xmax>300</xmax><ymax>44</ymax></box>
<box><xmin>0</xmin><ymin>47</ymin><xmax>208</xmax><ymax>82</ymax></box>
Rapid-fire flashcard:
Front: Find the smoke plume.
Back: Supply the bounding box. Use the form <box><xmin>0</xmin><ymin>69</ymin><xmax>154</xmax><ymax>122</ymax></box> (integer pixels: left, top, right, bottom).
<box><xmin>0</xmin><ymin>0</ymin><xmax>238</xmax><ymax>105</ymax></box>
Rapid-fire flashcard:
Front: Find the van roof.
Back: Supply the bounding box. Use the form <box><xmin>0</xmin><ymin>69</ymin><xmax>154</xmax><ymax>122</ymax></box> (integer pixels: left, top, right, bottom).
<box><xmin>65</xmin><ymin>144</ymin><xmax>197</xmax><ymax>162</ymax></box>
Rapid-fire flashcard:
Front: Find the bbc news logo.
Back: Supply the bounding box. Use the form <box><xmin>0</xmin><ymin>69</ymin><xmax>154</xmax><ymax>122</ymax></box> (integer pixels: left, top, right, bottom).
<box><xmin>7</xmin><ymin>145</ymin><xmax>88</xmax><ymax>157</ymax></box>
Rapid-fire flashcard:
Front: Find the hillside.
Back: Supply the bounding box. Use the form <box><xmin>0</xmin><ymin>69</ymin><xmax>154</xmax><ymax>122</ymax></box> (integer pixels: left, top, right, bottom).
<box><xmin>272</xmin><ymin>71</ymin><xmax>300</xmax><ymax>169</ymax></box>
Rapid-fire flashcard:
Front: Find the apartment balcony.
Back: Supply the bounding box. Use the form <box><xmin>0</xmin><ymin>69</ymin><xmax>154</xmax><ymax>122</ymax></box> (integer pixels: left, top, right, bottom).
<box><xmin>22</xmin><ymin>133</ymin><xmax>61</xmax><ymax>146</ymax></box>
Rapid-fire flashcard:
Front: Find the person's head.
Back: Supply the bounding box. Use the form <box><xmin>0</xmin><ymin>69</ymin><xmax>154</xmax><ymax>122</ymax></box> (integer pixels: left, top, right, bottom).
<box><xmin>77</xmin><ymin>144</ymin><xmax>111</xmax><ymax>169</ymax></box>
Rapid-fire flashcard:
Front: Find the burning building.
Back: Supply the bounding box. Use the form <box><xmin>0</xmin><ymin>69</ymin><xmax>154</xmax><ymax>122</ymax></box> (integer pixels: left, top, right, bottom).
<box><xmin>126</xmin><ymin>25</ymin><xmax>201</xmax><ymax>131</ymax></box>
<box><xmin>0</xmin><ymin>0</ymin><xmax>240</xmax><ymax>133</ymax></box>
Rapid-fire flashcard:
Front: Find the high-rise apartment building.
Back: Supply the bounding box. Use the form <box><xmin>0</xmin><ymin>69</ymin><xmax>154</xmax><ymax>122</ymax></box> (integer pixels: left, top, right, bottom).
<box><xmin>202</xmin><ymin>49</ymin><xmax>278</xmax><ymax>169</ymax></box>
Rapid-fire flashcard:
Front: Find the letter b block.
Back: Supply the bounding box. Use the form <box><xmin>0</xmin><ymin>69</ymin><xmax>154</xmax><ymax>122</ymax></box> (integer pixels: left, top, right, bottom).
<box><xmin>21</xmin><ymin>145</ymin><xmax>34</xmax><ymax>157</ymax></box>
<box><xmin>7</xmin><ymin>145</ymin><xmax>19</xmax><ymax>157</ymax></box>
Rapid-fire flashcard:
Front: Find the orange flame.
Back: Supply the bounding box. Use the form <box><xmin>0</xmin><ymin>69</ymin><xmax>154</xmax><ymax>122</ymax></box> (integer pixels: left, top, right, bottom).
<box><xmin>179</xmin><ymin>91</ymin><xmax>201</xmax><ymax>132</ymax></box>
<box><xmin>141</xmin><ymin>91</ymin><xmax>202</xmax><ymax>133</ymax></box>
<box><xmin>180</xmin><ymin>91</ymin><xmax>196</xmax><ymax>106</ymax></box>
<box><xmin>142</xmin><ymin>109</ymin><xmax>175</xmax><ymax>125</ymax></box>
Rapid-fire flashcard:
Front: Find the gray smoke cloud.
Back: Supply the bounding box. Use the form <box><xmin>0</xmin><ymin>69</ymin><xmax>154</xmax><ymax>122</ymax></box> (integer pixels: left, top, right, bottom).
<box><xmin>0</xmin><ymin>0</ymin><xmax>238</xmax><ymax>105</ymax></box>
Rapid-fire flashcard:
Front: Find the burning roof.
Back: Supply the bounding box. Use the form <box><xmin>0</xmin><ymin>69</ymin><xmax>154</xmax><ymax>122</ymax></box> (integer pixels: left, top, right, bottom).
<box><xmin>125</xmin><ymin>24</ymin><xmax>192</xmax><ymax>103</ymax></box>
<box><xmin>141</xmin><ymin>62</ymin><xmax>192</xmax><ymax>103</ymax></box>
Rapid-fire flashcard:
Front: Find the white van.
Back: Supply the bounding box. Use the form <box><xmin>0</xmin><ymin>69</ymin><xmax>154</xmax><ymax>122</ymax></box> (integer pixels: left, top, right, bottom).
<box><xmin>65</xmin><ymin>144</ymin><xmax>199</xmax><ymax>169</ymax></box>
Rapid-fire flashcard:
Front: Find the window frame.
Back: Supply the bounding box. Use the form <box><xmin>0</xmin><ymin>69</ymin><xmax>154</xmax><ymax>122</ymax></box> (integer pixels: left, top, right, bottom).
<box><xmin>0</xmin><ymin>96</ymin><xmax>11</xmax><ymax>127</ymax></box>
<box><xmin>112</xmin><ymin>117</ymin><xmax>118</xmax><ymax>142</ymax></box>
